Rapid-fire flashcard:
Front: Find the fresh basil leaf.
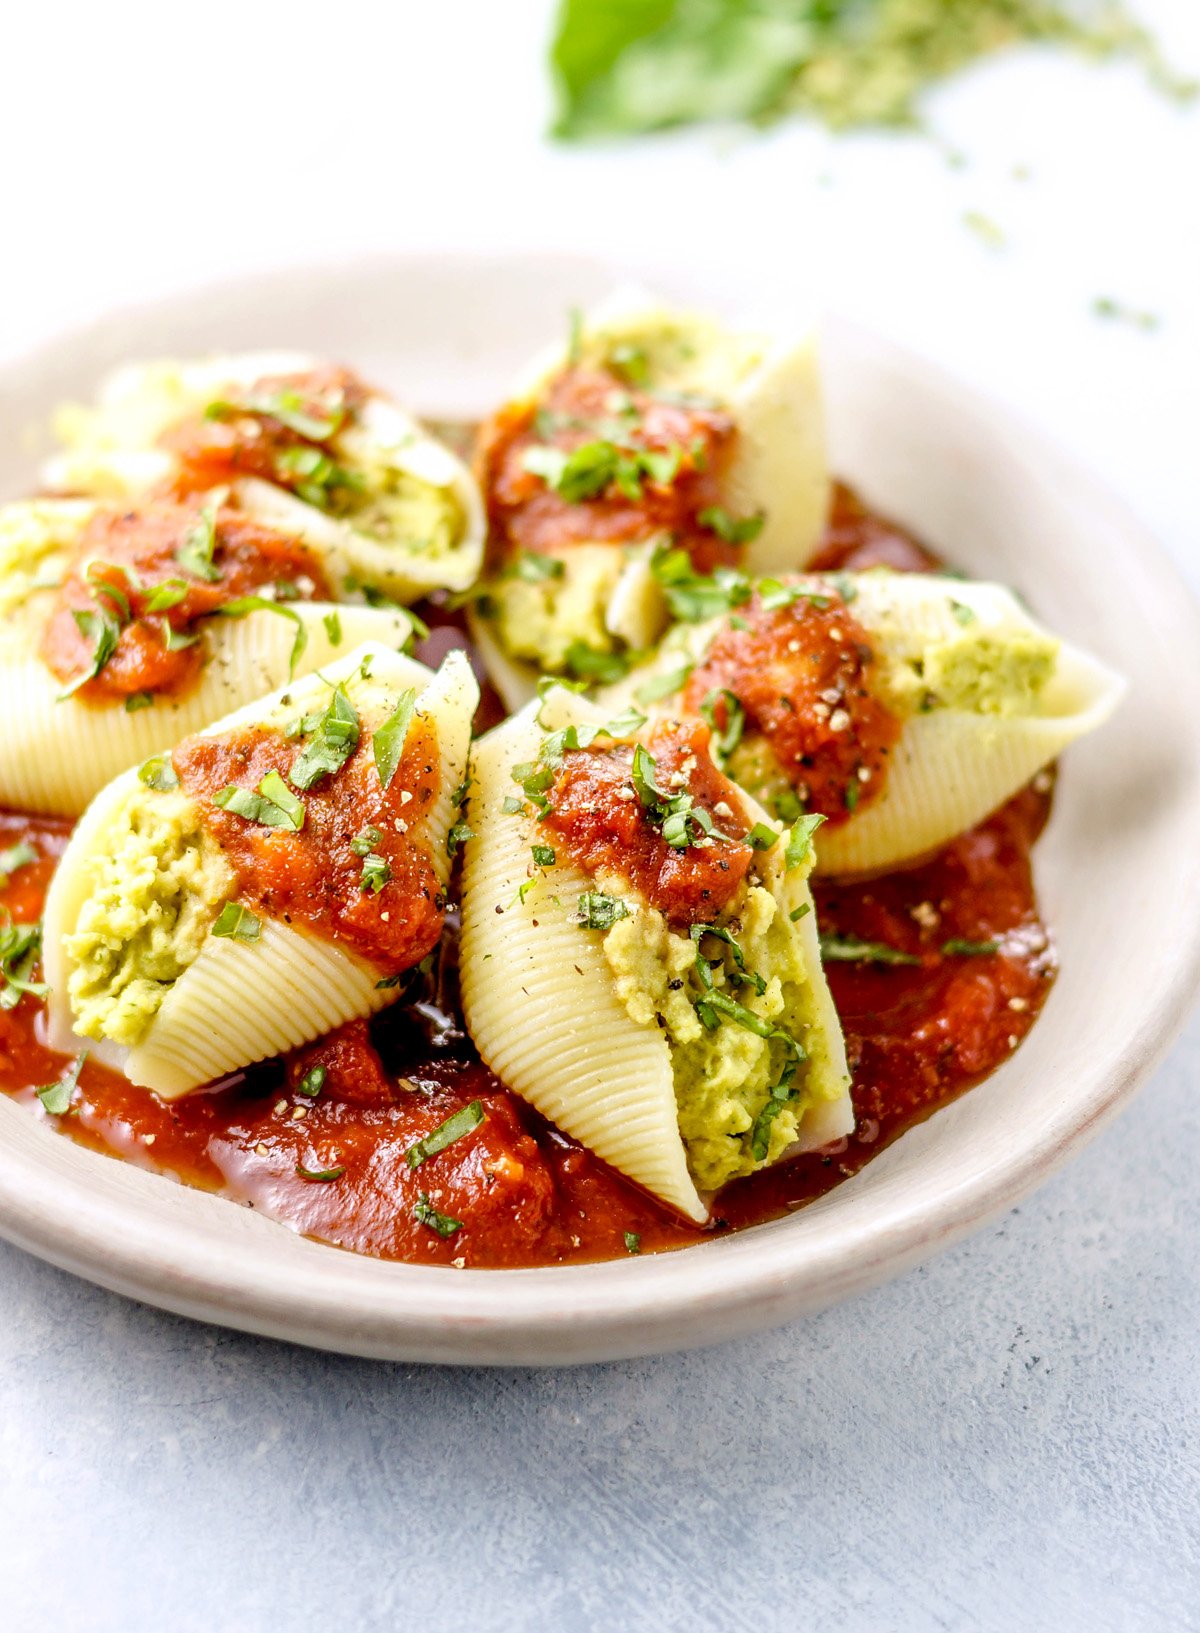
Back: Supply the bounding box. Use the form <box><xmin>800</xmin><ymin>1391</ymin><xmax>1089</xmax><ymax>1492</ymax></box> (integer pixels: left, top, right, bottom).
<box><xmin>413</xmin><ymin>1192</ymin><xmax>463</xmax><ymax>1238</ymax></box>
<box><xmin>138</xmin><ymin>754</ymin><xmax>178</xmax><ymax>792</ymax></box>
<box><xmin>211</xmin><ymin>902</ymin><xmax>262</xmax><ymax>942</ymax></box>
<box><xmin>635</xmin><ymin>662</ymin><xmax>693</xmax><ymax>705</ymax></box>
<box><xmin>373</xmin><ymin>689</ymin><xmax>417</xmax><ymax>791</ymax></box>
<box><xmin>785</xmin><ymin>813</ymin><xmax>825</xmax><ymax>871</ymax></box>
<box><xmin>350</xmin><ymin>826</ymin><xmax>384</xmax><ymax>857</ymax></box>
<box><xmin>36</xmin><ymin>1052</ymin><xmax>86</xmax><ymax>1116</ymax></box>
<box><xmin>698</xmin><ymin>505</ymin><xmax>765</xmax><ymax>545</ymax></box>
<box><xmin>941</xmin><ymin>937</ymin><xmax>1000</xmax><ymax>957</ymax></box>
<box><xmin>360</xmin><ymin>853</ymin><xmax>392</xmax><ymax>894</ymax></box>
<box><xmin>295</xmin><ymin>1162</ymin><xmax>345</xmax><ymax>1182</ymax></box>
<box><xmin>576</xmin><ymin>891</ymin><xmax>631</xmax><ymax>930</ymax></box>
<box><xmin>818</xmin><ymin>933</ymin><xmax>920</xmax><ymax>967</ymax></box>
<box><xmin>216</xmin><ymin>596</ymin><xmax>307</xmax><ymax>678</ymax></box>
<box><xmin>405</xmin><ymin>1100</ymin><xmax>485</xmax><ymax>1170</ymax></box>
<box><xmin>290</xmin><ymin>686</ymin><xmax>361</xmax><ymax>790</ymax></box>
<box><xmin>296</xmin><ymin>1066</ymin><xmax>327</xmax><ymax>1099</ymax></box>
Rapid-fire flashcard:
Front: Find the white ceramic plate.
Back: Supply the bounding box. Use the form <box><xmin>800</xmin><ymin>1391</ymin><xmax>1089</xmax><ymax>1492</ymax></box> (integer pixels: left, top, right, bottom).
<box><xmin>1</xmin><ymin>253</ymin><xmax>1197</xmax><ymax>1365</ymax></box>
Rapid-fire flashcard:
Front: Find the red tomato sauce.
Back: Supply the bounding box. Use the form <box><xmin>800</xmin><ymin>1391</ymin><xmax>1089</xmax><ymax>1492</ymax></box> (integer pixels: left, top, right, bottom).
<box><xmin>540</xmin><ymin>718</ymin><xmax>754</xmax><ymax>927</ymax></box>
<box><xmin>476</xmin><ymin>366</ymin><xmax>741</xmax><ymax>573</ymax></box>
<box><xmin>0</xmin><ymin>483</ymin><xmax>1058</xmax><ymax>1268</ymax></box>
<box><xmin>162</xmin><ymin>364</ymin><xmax>370</xmax><ymax>502</ymax></box>
<box><xmin>40</xmin><ymin>498</ymin><xmax>330</xmax><ymax>703</ymax></box>
<box><xmin>172</xmin><ymin>717</ymin><xmax>444</xmax><ymax>977</ymax></box>
<box><xmin>682</xmin><ymin>588</ymin><xmax>902</xmax><ymax>823</ymax></box>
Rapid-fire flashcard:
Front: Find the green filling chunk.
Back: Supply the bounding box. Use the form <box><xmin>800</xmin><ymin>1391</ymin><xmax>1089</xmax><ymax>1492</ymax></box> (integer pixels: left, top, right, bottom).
<box><xmin>66</xmin><ymin>788</ymin><xmax>236</xmax><ymax>1046</ymax></box>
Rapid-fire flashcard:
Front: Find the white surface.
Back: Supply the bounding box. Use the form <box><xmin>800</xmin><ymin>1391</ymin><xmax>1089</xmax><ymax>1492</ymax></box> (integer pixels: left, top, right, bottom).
<box><xmin>1</xmin><ymin>1</ymin><xmax>1198</xmax><ymax>1626</ymax></box>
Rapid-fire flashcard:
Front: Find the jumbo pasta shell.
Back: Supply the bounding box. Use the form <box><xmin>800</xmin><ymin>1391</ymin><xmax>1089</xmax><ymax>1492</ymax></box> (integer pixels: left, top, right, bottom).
<box><xmin>459</xmin><ymin>694</ymin><xmax>852</xmax><ymax>1220</ymax></box>
<box><xmin>0</xmin><ymin>601</ymin><xmax>415</xmax><ymax>816</ymax></box>
<box><xmin>42</xmin><ymin>352</ymin><xmax>486</xmax><ymax>602</ymax></box>
<box><xmin>43</xmin><ymin>645</ymin><xmax>479</xmax><ymax>1095</ymax></box>
<box><xmin>602</xmin><ymin>573</ymin><xmax>1126</xmax><ymax>877</ymax></box>
<box><xmin>518</xmin><ymin>286</ymin><xmax>830</xmax><ymax>571</ymax></box>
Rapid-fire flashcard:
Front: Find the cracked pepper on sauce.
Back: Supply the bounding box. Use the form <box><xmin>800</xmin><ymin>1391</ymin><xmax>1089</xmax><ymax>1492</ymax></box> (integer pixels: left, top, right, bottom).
<box><xmin>0</xmin><ymin>483</ymin><xmax>1056</xmax><ymax>1266</ymax></box>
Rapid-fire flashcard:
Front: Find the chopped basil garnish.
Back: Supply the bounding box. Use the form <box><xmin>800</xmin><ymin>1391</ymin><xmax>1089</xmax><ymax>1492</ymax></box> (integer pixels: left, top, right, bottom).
<box><xmin>275</xmin><ymin>445</ymin><xmax>364</xmax><ymax>508</ymax></box>
<box><xmin>623</xmin><ymin>1230</ymin><xmax>642</xmax><ymax>1255</ymax></box>
<box><xmin>143</xmin><ymin>578</ymin><xmax>190</xmax><ymax>613</ymax></box>
<box><xmin>749</xmin><ymin>1078</ymin><xmax>802</xmax><ymax>1162</ymax></box>
<box><xmin>413</xmin><ymin>1192</ymin><xmax>463</xmax><ymax>1238</ymax></box>
<box><xmin>785</xmin><ymin>813</ymin><xmax>825</xmax><ymax>871</ymax></box>
<box><xmin>0</xmin><ymin>842</ymin><xmax>37</xmax><ymax>885</ymax></box>
<box><xmin>447</xmin><ymin>822</ymin><xmax>475</xmax><ymax>858</ymax></box>
<box><xmin>296</xmin><ymin>1066</ymin><xmax>327</xmax><ymax>1098</ymax></box>
<box><xmin>175</xmin><ymin>495</ymin><xmax>224</xmax><ymax>583</ymax></box>
<box><xmin>295</xmin><ymin>1162</ymin><xmax>345</xmax><ymax>1182</ymax></box>
<box><xmin>350</xmin><ymin>826</ymin><xmax>383</xmax><ymax>857</ymax></box>
<box><xmin>138</xmin><ymin>754</ymin><xmax>179</xmax><ymax>792</ymax></box>
<box><xmin>609</xmin><ymin>342</ymin><xmax>650</xmax><ymax>387</ymax></box>
<box><xmin>630</xmin><ymin>742</ymin><xmax>736</xmax><ymax>852</ymax></box>
<box><xmin>36</xmin><ymin>1052</ymin><xmax>86</xmax><ymax>1117</ymax></box>
<box><xmin>844</xmin><ymin>780</ymin><xmax>860</xmax><ymax>814</ymax></box>
<box><xmin>405</xmin><ymin>1099</ymin><xmax>485</xmax><ymax>1170</ymax></box>
<box><xmin>215</xmin><ymin>771</ymin><xmax>306</xmax><ymax>831</ymax></box>
<box><xmin>216</xmin><ymin>596</ymin><xmax>307</xmax><ymax>679</ymax></box>
<box><xmin>942</xmin><ymin>937</ymin><xmax>1000</xmax><ymax>957</ymax></box>
<box><xmin>124</xmin><ymin>691</ymin><xmax>155</xmax><ymax>713</ymax></box>
<box><xmin>502</xmin><ymin>795</ymin><xmax>524</xmax><ymax>815</ymax></box>
<box><xmin>323</xmin><ymin>610</ymin><xmax>342</xmax><ymax>645</ymax></box>
<box><xmin>698</xmin><ymin>506</ymin><xmax>765</xmax><ymax>545</ymax></box>
<box><xmin>949</xmin><ymin>599</ymin><xmax>977</xmax><ymax>626</ymax></box>
<box><xmin>562</xmin><ymin>641</ymin><xmax>632</xmax><ymax>684</ymax></box>
<box><xmin>818</xmin><ymin>934</ymin><xmax>920</xmax><ymax>967</ymax></box>
<box><xmin>514</xmin><ymin>553</ymin><xmax>565</xmax><ymax>583</ymax></box>
<box><xmin>0</xmin><ymin>921</ymin><xmax>48</xmax><ymax>1010</ymax></box>
<box><xmin>211</xmin><ymin>902</ymin><xmax>262</xmax><ymax>942</ymax></box>
<box><xmin>698</xmin><ymin>687</ymin><xmax>744</xmax><ymax>766</ymax></box>
<box><xmin>576</xmin><ymin>891</ymin><xmax>631</xmax><ymax>930</ymax></box>
<box><xmin>360</xmin><ymin>852</ymin><xmax>391</xmax><ymax>893</ymax></box>
<box><xmin>373</xmin><ymin>689</ymin><xmax>417</xmax><ymax>791</ymax></box>
<box><xmin>290</xmin><ymin>686</ymin><xmax>360</xmax><ymax>790</ymax></box>
<box><xmin>789</xmin><ymin>902</ymin><xmax>812</xmax><ymax>922</ymax></box>
<box><xmin>162</xmin><ymin>621</ymin><xmax>202</xmax><ymax>651</ymax></box>
<box><xmin>691</xmin><ymin>922</ymin><xmax>766</xmax><ymax>996</ymax></box>
<box><xmin>635</xmin><ymin>662</ymin><xmax>693</xmax><ymax>705</ymax></box>
<box><xmin>650</xmin><ymin>546</ymin><xmax>753</xmax><ymax>623</ymax></box>
<box><xmin>521</xmin><ymin>437</ymin><xmax>684</xmax><ymax>504</ymax></box>
<box><xmin>207</xmin><ymin>389</ymin><xmax>346</xmax><ymax>442</ymax></box>
<box><xmin>530</xmin><ymin>843</ymin><xmax>556</xmax><ymax>867</ymax></box>
<box><xmin>745</xmin><ymin>822</ymin><xmax>779</xmax><ymax>852</ymax></box>
<box><xmin>58</xmin><ymin>608</ymin><xmax>121</xmax><ymax>698</ymax></box>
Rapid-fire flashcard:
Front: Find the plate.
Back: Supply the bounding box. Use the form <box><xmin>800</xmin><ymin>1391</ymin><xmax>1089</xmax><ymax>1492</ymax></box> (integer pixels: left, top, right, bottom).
<box><xmin>1</xmin><ymin>252</ymin><xmax>1197</xmax><ymax>1365</ymax></box>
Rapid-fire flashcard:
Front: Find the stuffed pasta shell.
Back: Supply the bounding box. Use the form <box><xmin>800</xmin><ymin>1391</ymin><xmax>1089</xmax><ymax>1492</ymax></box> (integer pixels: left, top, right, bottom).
<box><xmin>0</xmin><ymin>492</ymin><xmax>418</xmax><ymax>815</ymax></box>
<box><xmin>469</xmin><ymin>288</ymin><xmax>828</xmax><ymax>709</ymax></box>
<box><xmin>42</xmin><ymin>350</ymin><xmax>485</xmax><ymax>601</ymax></box>
<box><xmin>43</xmin><ymin>645</ymin><xmax>479</xmax><ymax>1096</ymax></box>
<box><xmin>459</xmin><ymin>688</ymin><xmax>851</xmax><ymax>1221</ymax></box>
<box><xmin>601</xmin><ymin>569</ymin><xmax>1125</xmax><ymax>876</ymax></box>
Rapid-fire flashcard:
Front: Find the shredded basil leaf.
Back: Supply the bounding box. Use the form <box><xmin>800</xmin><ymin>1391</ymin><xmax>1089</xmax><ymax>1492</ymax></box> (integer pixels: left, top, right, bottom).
<box><xmin>36</xmin><ymin>1052</ymin><xmax>86</xmax><ymax>1117</ymax></box>
<box><xmin>290</xmin><ymin>686</ymin><xmax>360</xmax><ymax>791</ymax></box>
<box><xmin>143</xmin><ymin>578</ymin><xmax>190</xmax><ymax>613</ymax></box>
<box><xmin>818</xmin><ymin>933</ymin><xmax>920</xmax><ymax>967</ymax></box>
<box><xmin>635</xmin><ymin>662</ymin><xmax>693</xmax><ymax>705</ymax></box>
<box><xmin>530</xmin><ymin>843</ymin><xmax>557</xmax><ymax>868</ymax></box>
<box><xmin>698</xmin><ymin>505</ymin><xmax>765</xmax><ymax>545</ymax></box>
<box><xmin>447</xmin><ymin>822</ymin><xmax>475</xmax><ymax>858</ymax></box>
<box><xmin>350</xmin><ymin>826</ymin><xmax>384</xmax><ymax>857</ymax></box>
<box><xmin>576</xmin><ymin>891</ymin><xmax>631</xmax><ymax>930</ymax></box>
<box><xmin>698</xmin><ymin>687</ymin><xmax>744</xmax><ymax>766</ymax></box>
<box><xmin>216</xmin><ymin>595</ymin><xmax>307</xmax><ymax>678</ymax></box>
<box><xmin>0</xmin><ymin>842</ymin><xmax>37</xmax><ymax>885</ymax></box>
<box><xmin>323</xmin><ymin>610</ymin><xmax>342</xmax><ymax>645</ymax></box>
<box><xmin>413</xmin><ymin>1192</ymin><xmax>463</xmax><ymax>1237</ymax></box>
<box><xmin>623</xmin><ymin>1230</ymin><xmax>642</xmax><ymax>1255</ymax></box>
<box><xmin>373</xmin><ymin>689</ymin><xmax>418</xmax><ymax>791</ymax></box>
<box><xmin>296</xmin><ymin>1066</ymin><xmax>327</xmax><ymax>1099</ymax></box>
<box><xmin>942</xmin><ymin>937</ymin><xmax>1000</xmax><ymax>957</ymax></box>
<box><xmin>58</xmin><ymin>608</ymin><xmax>121</xmax><ymax>698</ymax></box>
<box><xmin>215</xmin><ymin>771</ymin><xmax>306</xmax><ymax>831</ymax></box>
<box><xmin>175</xmin><ymin>495</ymin><xmax>224</xmax><ymax>583</ymax></box>
<box><xmin>406</xmin><ymin>1100</ymin><xmax>485</xmax><ymax>1170</ymax></box>
<box><xmin>295</xmin><ymin>1162</ymin><xmax>345</xmax><ymax>1182</ymax></box>
<box><xmin>138</xmin><ymin>754</ymin><xmax>178</xmax><ymax>792</ymax></box>
<box><xmin>785</xmin><ymin>813</ymin><xmax>825</xmax><ymax>871</ymax></box>
<box><xmin>124</xmin><ymin>691</ymin><xmax>155</xmax><ymax>713</ymax></box>
<box><xmin>514</xmin><ymin>553</ymin><xmax>566</xmax><ymax>583</ymax></box>
<box><xmin>211</xmin><ymin>902</ymin><xmax>262</xmax><ymax>942</ymax></box>
<box><xmin>0</xmin><ymin>920</ymin><xmax>49</xmax><ymax>1010</ymax></box>
<box><xmin>360</xmin><ymin>853</ymin><xmax>392</xmax><ymax>893</ymax></box>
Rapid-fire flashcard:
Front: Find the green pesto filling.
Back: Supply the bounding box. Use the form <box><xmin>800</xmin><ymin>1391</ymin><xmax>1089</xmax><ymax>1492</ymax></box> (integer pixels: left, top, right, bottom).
<box><xmin>333</xmin><ymin>457</ymin><xmax>464</xmax><ymax>559</ymax></box>
<box><xmin>67</xmin><ymin>788</ymin><xmax>236</xmax><ymax>1047</ymax></box>
<box><xmin>600</xmin><ymin>878</ymin><xmax>845</xmax><ymax>1193</ymax></box>
<box><xmin>484</xmin><ymin>545</ymin><xmax>623</xmax><ymax>671</ymax></box>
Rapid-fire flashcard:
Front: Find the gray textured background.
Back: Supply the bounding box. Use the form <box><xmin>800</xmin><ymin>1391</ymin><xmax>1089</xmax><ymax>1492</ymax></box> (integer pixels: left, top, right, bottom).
<box><xmin>2</xmin><ymin>1015</ymin><xmax>1196</xmax><ymax>1632</ymax></box>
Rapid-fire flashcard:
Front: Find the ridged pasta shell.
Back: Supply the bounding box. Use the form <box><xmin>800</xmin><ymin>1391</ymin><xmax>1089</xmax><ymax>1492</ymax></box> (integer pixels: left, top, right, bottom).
<box><xmin>459</xmin><ymin>694</ymin><xmax>852</xmax><ymax>1221</ymax></box>
<box><xmin>517</xmin><ymin>285</ymin><xmax>830</xmax><ymax>571</ymax></box>
<box><xmin>41</xmin><ymin>352</ymin><xmax>486</xmax><ymax>601</ymax></box>
<box><xmin>0</xmin><ymin>602</ymin><xmax>415</xmax><ymax>817</ymax></box>
<box><xmin>42</xmin><ymin>646</ymin><xmax>479</xmax><ymax>1095</ymax></box>
<box><xmin>602</xmin><ymin>573</ymin><xmax>1127</xmax><ymax>876</ymax></box>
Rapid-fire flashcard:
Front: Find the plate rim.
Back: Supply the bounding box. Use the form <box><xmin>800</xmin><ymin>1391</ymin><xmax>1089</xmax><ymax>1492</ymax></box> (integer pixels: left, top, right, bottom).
<box><xmin>1</xmin><ymin>249</ymin><xmax>1198</xmax><ymax>1365</ymax></box>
